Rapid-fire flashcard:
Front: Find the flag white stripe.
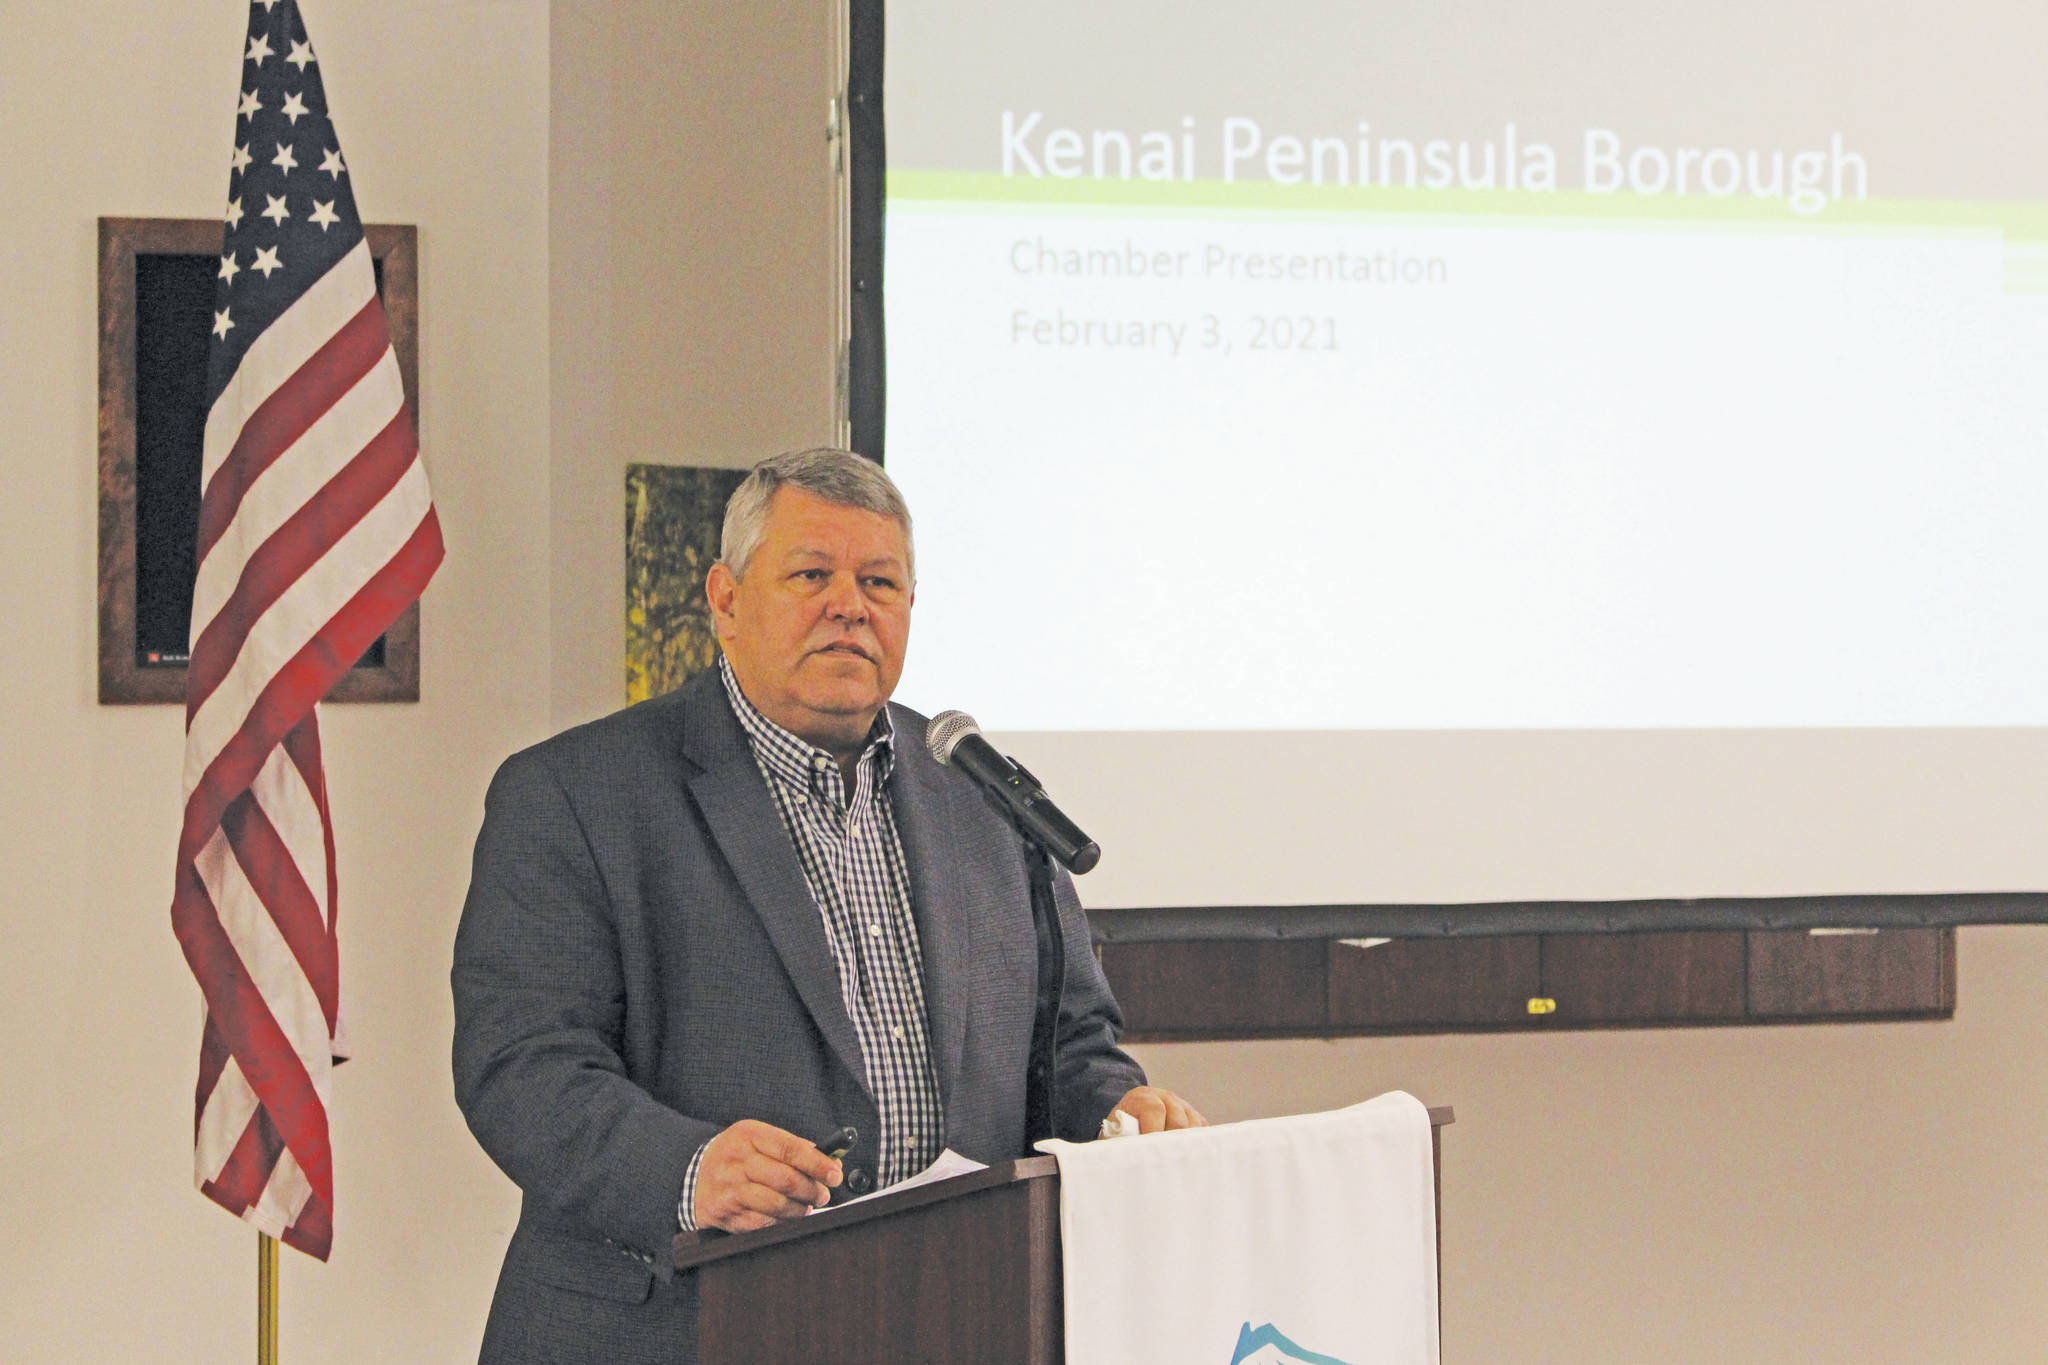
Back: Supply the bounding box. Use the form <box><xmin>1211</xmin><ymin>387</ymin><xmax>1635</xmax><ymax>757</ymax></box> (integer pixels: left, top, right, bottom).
<box><xmin>253</xmin><ymin>741</ymin><xmax>331</xmax><ymax>934</ymax></box>
<box><xmin>195</xmin><ymin>827</ymin><xmax>333</xmax><ymax>1081</ymax></box>
<box><xmin>191</xmin><ymin>346</ymin><xmax>405</xmax><ymax>635</ymax></box>
<box><xmin>247</xmin><ymin>1144</ymin><xmax>316</xmax><ymax>1239</ymax></box>
<box><xmin>201</xmin><ymin>239</ymin><xmax>378</xmax><ymax>488</ymax></box>
<box><xmin>195</xmin><ymin>1053</ymin><xmax>260</xmax><ymax>1184</ymax></box>
<box><xmin>183</xmin><ymin>461</ymin><xmax>435</xmax><ymax>793</ymax></box>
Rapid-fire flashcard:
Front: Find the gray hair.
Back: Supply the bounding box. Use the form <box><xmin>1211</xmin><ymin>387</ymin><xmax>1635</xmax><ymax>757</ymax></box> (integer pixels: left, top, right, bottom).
<box><xmin>719</xmin><ymin>447</ymin><xmax>915</xmax><ymax>582</ymax></box>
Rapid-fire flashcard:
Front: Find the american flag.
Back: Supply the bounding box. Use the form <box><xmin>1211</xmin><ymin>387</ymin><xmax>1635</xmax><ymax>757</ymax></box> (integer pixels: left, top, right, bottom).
<box><xmin>170</xmin><ymin>0</ymin><xmax>443</xmax><ymax>1260</ymax></box>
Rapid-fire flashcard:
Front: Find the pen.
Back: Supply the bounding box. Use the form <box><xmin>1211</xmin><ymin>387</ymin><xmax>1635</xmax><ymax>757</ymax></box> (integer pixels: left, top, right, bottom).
<box><xmin>816</xmin><ymin>1125</ymin><xmax>858</xmax><ymax>1162</ymax></box>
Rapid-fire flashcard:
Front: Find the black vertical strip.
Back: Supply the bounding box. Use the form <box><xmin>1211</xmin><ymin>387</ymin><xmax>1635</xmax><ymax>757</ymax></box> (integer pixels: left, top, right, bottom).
<box><xmin>847</xmin><ymin>0</ymin><xmax>886</xmax><ymax>461</ymax></box>
<box><xmin>1024</xmin><ymin>844</ymin><xmax>1067</xmax><ymax>1146</ymax></box>
<box><xmin>134</xmin><ymin>252</ymin><xmax>216</xmax><ymax>663</ymax></box>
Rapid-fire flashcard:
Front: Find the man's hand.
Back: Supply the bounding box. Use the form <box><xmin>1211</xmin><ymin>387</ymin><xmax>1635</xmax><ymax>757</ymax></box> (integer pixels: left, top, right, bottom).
<box><xmin>1111</xmin><ymin>1085</ymin><xmax>1208</xmax><ymax>1134</ymax></box>
<box><xmin>692</xmin><ymin>1119</ymin><xmax>844</xmax><ymax>1233</ymax></box>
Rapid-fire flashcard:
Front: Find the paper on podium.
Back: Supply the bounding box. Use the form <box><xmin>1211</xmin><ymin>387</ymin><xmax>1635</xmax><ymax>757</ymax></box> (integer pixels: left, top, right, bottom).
<box><xmin>812</xmin><ymin>1147</ymin><xmax>987</xmax><ymax>1214</ymax></box>
<box><xmin>1037</xmin><ymin>1091</ymin><xmax>1439</xmax><ymax>1365</ymax></box>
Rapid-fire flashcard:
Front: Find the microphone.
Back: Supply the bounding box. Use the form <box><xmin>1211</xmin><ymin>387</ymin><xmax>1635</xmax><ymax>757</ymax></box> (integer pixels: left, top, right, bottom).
<box><xmin>925</xmin><ymin>711</ymin><xmax>1101</xmax><ymax>874</ymax></box>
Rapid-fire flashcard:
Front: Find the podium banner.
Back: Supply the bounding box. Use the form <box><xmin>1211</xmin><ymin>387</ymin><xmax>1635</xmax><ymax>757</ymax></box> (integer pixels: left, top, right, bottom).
<box><xmin>1039</xmin><ymin>1091</ymin><xmax>1439</xmax><ymax>1365</ymax></box>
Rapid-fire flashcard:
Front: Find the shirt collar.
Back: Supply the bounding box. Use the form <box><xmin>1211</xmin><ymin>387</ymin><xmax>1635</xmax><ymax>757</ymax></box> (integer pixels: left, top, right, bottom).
<box><xmin>718</xmin><ymin>655</ymin><xmax>895</xmax><ymax>794</ymax></box>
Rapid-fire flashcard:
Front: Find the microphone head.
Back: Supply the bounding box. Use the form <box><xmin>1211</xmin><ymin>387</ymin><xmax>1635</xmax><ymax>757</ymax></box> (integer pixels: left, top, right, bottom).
<box><xmin>925</xmin><ymin>709</ymin><xmax>981</xmax><ymax>766</ymax></box>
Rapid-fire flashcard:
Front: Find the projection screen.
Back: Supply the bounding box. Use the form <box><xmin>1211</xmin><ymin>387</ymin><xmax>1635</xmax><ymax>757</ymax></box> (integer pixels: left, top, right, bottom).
<box><xmin>875</xmin><ymin>0</ymin><xmax>2048</xmax><ymax>914</ymax></box>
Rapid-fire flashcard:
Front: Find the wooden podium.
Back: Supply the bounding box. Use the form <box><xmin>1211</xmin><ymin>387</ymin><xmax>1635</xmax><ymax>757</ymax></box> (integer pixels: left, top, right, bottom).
<box><xmin>673</xmin><ymin>1108</ymin><xmax>1452</xmax><ymax>1363</ymax></box>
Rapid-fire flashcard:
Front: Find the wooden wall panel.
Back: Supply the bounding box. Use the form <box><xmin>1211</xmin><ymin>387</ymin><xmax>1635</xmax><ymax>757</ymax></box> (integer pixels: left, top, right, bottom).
<box><xmin>1098</xmin><ymin>941</ymin><xmax>1326</xmax><ymax>1037</ymax></box>
<box><xmin>1540</xmin><ymin>932</ymin><xmax>1747</xmax><ymax>1023</ymax></box>
<box><xmin>1327</xmin><ymin>937</ymin><xmax>1541</xmax><ymax>1028</ymax></box>
<box><xmin>1748</xmin><ymin>928</ymin><xmax>1952</xmax><ymax>1018</ymax></box>
<box><xmin>1098</xmin><ymin>929</ymin><xmax>1952</xmax><ymax>1040</ymax></box>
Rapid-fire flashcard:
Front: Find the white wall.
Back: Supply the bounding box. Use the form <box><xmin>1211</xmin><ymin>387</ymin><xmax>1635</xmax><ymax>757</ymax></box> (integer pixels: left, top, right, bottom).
<box><xmin>5</xmin><ymin>3</ymin><xmax>2046</xmax><ymax>1362</ymax></box>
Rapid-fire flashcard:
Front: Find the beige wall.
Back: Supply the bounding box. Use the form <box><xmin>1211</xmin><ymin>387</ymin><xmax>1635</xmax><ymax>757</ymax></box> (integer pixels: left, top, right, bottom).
<box><xmin>4</xmin><ymin>3</ymin><xmax>2045</xmax><ymax>1362</ymax></box>
<box><xmin>549</xmin><ymin>0</ymin><xmax>840</xmax><ymax>731</ymax></box>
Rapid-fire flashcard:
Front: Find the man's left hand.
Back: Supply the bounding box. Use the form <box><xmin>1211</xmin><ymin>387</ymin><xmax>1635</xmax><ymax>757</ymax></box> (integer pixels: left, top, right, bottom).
<box><xmin>1111</xmin><ymin>1085</ymin><xmax>1208</xmax><ymax>1134</ymax></box>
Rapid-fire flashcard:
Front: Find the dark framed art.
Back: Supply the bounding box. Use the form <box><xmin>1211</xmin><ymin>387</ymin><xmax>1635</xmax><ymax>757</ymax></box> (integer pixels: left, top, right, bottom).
<box><xmin>96</xmin><ymin>216</ymin><xmax>421</xmax><ymax>704</ymax></box>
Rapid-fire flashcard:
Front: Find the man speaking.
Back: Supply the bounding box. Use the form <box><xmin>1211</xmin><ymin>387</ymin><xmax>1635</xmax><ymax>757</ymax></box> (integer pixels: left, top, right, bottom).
<box><xmin>453</xmin><ymin>449</ymin><xmax>1200</xmax><ymax>1363</ymax></box>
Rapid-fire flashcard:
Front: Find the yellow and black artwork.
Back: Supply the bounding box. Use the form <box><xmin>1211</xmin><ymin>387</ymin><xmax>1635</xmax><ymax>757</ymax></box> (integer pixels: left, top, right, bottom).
<box><xmin>624</xmin><ymin>463</ymin><xmax>746</xmax><ymax>704</ymax></box>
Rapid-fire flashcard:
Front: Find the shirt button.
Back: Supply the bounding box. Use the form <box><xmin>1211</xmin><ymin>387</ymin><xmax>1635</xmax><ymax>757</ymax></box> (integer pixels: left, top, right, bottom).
<box><xmin>891</xmin><ymin>1025</ymin><xmax>905</xmax><ymax>1040</ymax></box>
<box><xmin>812</xmin><ymin>754</ymin><xmax>831</xmax><ymax>771</ymax></box>
<box><xmin>867</xmin><ymin>922</ymin><xmax>882</xmax><ymax>937</ymax></box>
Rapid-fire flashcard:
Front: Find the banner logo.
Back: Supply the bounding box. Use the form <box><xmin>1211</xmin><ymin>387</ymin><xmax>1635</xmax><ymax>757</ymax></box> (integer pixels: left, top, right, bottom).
<box><xmin>1230</xmin><ymin>1321</ymin><xmax>1354</xmax><ymax>1365</ymax></box>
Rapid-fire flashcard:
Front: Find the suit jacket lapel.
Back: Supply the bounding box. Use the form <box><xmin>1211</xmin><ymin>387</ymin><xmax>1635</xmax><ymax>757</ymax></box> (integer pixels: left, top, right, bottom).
<box><xmin>889</xmin><ymin>715</ymin><xmax>976</xmax><ymax>1112</ymax></box>
<box><xmin>679</xmin><ymin>674</ymin><xmax>870</xmax><ymax>1101</ymax></box>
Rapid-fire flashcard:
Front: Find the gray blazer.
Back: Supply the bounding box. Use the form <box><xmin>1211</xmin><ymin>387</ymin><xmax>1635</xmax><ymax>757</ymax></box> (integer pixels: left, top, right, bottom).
<box><xmin>452</xmin><ymin>669</ymin><xmax>1143</xmax><ymax>1364</ymax></box>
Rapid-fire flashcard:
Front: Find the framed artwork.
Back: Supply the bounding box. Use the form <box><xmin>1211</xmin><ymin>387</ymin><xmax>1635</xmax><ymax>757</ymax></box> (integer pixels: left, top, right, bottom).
<box><xmin>96</xmin><ymin>216</ymin><xmax>422</xmax><ymax>704</ymax></box>
<box><xmin>624</xmin><ymin>463</ymin><xmax>746</xmax><ymax>703</ymax></box>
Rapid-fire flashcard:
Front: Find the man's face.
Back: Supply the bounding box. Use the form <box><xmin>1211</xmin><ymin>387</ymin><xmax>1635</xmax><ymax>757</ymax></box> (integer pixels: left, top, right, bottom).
<box><xmin>705</xmin><ymin>485</ymin><xmax>914</xmax><ymax>759</ymax></box>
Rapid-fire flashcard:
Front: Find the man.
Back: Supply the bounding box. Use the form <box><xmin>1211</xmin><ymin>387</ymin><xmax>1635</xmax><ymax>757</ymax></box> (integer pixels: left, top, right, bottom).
<box><xmin>453</xmin><ymin>449</ymin><xmax>1201</xmax><ymax>1364</ymax></box>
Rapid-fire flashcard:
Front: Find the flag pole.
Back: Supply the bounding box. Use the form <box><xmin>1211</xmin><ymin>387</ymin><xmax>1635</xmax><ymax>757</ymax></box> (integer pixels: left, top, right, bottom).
<box><xmin>258</xmin><ymin>1232</ymin><xmax>279</xmax><ymax>1364</ymax></box>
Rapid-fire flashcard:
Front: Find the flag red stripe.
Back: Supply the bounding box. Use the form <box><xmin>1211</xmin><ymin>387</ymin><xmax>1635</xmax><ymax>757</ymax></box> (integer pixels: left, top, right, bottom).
<box><xmin>281</xmin><ymin>717</ymin><xmax>326</xmax><ymax>809</ymax></box>
<box><xmin>171</xmin><ymin>865</ymin><xmax>334</xmax><ymax>1204</ymax></box>
<box><xmin>282</xmin><ymin>718</ymin><xmax>341</xmax><ymax>973</ymax></box>
<box><xmin>201</xmin><ymin>1104</ymin><xmax>287</xmax><ymax>1216</ymax></box>
<box><xmin>185</xmin><ymin>405</ymin><xmax>419</xmax><ymax>716</ymax></box>
<box><xmin>178</xmin><ymin>508</ymin><xmax>446</xmax><ymax>869</ymax></box>
<box><xmin>196</xmin><ymin>300</ymin><xmax>391</xmax><ymax>566</ymax></box>
<box><xmin>280</xmin><ymin>1196</ymin><xmax>333</xmax><ymax>1260</ymax></box>
<box><xmin>198</xmin><ymin>1177</ymin><xmax>251</xmax><ymax>1220</ymax></box>
<box><xmin>195</xmin><ymin>1014</ymin><xmax>232</xmax><ymax>1140</ymax></box>
<box><xmin>221</xmin><ymin>788</ymin><xmax>339</xmax><ymax>1032</ymax></box>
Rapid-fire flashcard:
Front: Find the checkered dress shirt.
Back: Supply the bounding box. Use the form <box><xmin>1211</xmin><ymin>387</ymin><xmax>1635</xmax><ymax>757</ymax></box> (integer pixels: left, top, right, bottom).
<box><xmin>677</xmin><ymin>660</ymin><xmax>945</xmax><ymax>1229</ymax></box>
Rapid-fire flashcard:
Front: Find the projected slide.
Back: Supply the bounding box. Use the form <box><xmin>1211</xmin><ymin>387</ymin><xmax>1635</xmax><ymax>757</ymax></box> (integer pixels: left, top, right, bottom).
<box><xmin>884</xmin><ymin>2</ymin><xmax>2048</xmax><ymax>730</ymax></box>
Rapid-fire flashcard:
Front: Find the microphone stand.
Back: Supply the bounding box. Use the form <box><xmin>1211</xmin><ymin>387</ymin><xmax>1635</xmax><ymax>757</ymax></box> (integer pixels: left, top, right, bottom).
<box><xmin>941</xmin><ymin>734</ymin><xmax>1083</xmax><ymax>1148</ymax></box>
<box><xmin>1020</xmin><ymin>840</ymin><xmax>1067</xmax><ymax>1149</ymax></box>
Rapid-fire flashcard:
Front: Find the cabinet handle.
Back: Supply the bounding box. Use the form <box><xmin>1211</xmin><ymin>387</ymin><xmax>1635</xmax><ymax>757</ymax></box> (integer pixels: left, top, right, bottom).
<box><xmin>1526</xmin><ymin>997</ymin><xmax>1557</xmax><ymax>1015</ymax></box>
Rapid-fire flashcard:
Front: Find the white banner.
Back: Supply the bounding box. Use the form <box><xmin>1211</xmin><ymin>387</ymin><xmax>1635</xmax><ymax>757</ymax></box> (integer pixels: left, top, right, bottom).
<box><xmin>1039</xmin><ymin>1091</ymin><xmax>1440</xmax><ymax>1365</ymax></box>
